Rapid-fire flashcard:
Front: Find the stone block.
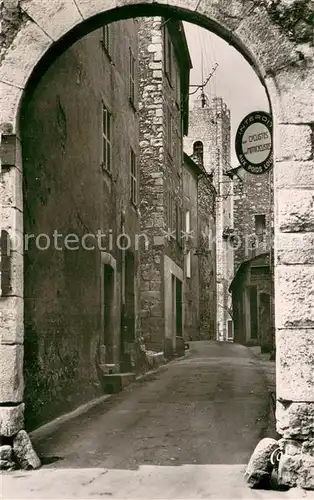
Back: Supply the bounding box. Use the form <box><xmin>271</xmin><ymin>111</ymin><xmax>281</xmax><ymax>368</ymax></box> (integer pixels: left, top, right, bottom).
<box><xmin>0</xmin><ymin>297</ymin><xmax>24</xmax><ymax>345</ymax></box>
<box><xmin>277</xmin><ymin>402</ymin><xmax>314</xmax><ymax>438</ymax></box>
<box><xmin>0</xmin><ymin>404</ymin><xmax>24</xmax><ymax>437</ymax></box>
<box><xmin>278</xmin><ymin>438</ymin><xmax>302</xmax><ymax>456</ymax></box>
<box><xmin>20</xmin><ymin>0</ymin><xmax>82</xmax><ymax>41</ymax></box>
<box><xmin>0</xmin><ymin>21</ymin><xmax>52</xmax><ymax>89</ymax></box>
<box><xmin>244</xmin><ymin>437</ymin><xmax>278</xmax><ymax>488</ymax></box>
<box><xmin>278</xmin><ymin>452</ymin><xmax>314</xmax><ymax>489</ymax></box>
<box><xmin>0</xmin><ymin>344</ymin><xmax>23</xmax><ymax>403</ymax></box>
<box><xmin>13</xmin><ymin>430</ymin><xmax>41</xmax><ymax>470</ymax></box>
<box><xmin>276</xmin><ymin>329</ymin><xmax>314</xmax><ymax>402</ymax></box>
<box><xmin>9</xmin><ymin>250</ymin><xmax>24</xmax><ymax>297</ymax></box>
<box><xmin>299</xmin><ymin>456</ymin><xmax>314</xmax><ymax>490</ymax></box>
<box><xmin>166</xmin><ymin>0</ymin><xmax>199</xmax><ymax>12</ymax></box>
<box><xmin>76</xmin><ymin>0</ymin><xmax>116</xmax><ymax>19</ymax></box>
<box><xmin>275</xmin><ymin>266</ymin><xmax>314</xmax><ymax>328</ymax></box>
<box><xmin>0</xmin><ymin>167</ymin><xmax>23</xmax><ymax>212</ymax></box>
<box><xmin>0</xmin><ymin>445</ymin><xmax>12</xmax><ymax>461</ymax></box>
<box><xmin>275</xmin><ymin>160</ymin><xmax>314</xmax><ymax>190</ymax></box>
<box><xmin>266</xmin><ymin>61</ymin><xmax>314</xmax><ymax>124</ymax></box>
<box><xmin>101</xmin><ymin>372</ymin><xmax>135</xmax><ymax>394</ymax></box>
<box><xmin>276</xmin><ymin>125</ymin><xmax>313</xmax><ymax>162</ymax></box>
<box><xmin>277</xmin><ymin>453</ymin><xmax>301</xmax><ymax>488</ymax></box>
<box><xmin>0</xmin><ymin>82</ymin><xmax>22</xmax><ymax>134</ymax></box>
<box><xmin>276</xmin><ymin>232</ymin><xmax>314</xmax><ymax>265</ymax></box>
<box><xmin>277</xmin><ymin>188</ymin><xmax>314</xmax><ymax>232</ymax></box>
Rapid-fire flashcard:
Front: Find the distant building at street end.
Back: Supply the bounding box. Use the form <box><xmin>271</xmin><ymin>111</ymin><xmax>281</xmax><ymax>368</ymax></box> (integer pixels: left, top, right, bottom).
<box><xmin>184</xmin><ymin>96</ymin><xmax>233</xmax><ymax>342</ymax></box>
<box><xmin>229</xmin><ymin>165</ymin><xmax>274</xmax><ymax>352</ymax></box>
<box><xmin>183</xmin><ymin>153</ymin><xmax>216</xmax><ymax>341</ymax></box>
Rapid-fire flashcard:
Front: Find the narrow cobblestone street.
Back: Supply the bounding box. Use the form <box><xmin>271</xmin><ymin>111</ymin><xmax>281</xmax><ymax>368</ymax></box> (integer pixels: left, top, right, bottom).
<box><xmin>3</xmin><ymin>341</ymin><xmax>303</xmax><ymax>499</ymax></box>
<box><xmin>31</xmin><ymin>341</ymin><xmax>274</xmax><ymax>469</ymax></box>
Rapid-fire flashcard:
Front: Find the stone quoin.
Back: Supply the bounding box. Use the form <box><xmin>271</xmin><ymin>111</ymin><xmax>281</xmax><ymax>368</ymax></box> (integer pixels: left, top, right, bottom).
<box><xmin>0</xmin><ymin>0</ymin><xmax>313</xmax><ymax>488</ymax></box>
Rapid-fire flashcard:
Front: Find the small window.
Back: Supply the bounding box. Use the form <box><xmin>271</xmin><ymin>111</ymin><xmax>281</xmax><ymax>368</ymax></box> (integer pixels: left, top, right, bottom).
<box><xmin>193</xmin><ymin>141</ymin><xmax>204</xmax><ymax>166</ymax></box>
<box><xmin>130</xmin><ymin>149</ymin><xmax>137</xmax><ymax>206</ymax></box>
<box><xmin>186</xmin><ymin>250</ymin><xmax>191</xmax><ymax>279</ymax></box>
<box><xmin>102</xmin><ymin>103</ymin><xmax>111</xmax><ymax>173</ymax></box>
<box><xmin>102</xmin><ymin>25</ymin><xmax>111</xmax><ymax>55</ymax></box>
<box><xmin>255</xmin><ymin>214</ymin><xmax>266</xmax><ymax>235</ymax></box>
<box><xmin>129</xmin><ymin>48</ymin><xmax>136</xmax><ymax>107</ymax></box>
<box><xmin>185</xmin><ymin>209</ymin><xmax>191</xmax><ymax>234</ymax></box>
<box><xmin>163</xmin><ymin>25</ymin><xmax>173</xmax><ymax>85</ymax></box>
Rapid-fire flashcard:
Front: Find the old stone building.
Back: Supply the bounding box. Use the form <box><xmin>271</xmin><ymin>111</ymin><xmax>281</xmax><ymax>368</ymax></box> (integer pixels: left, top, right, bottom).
<box><xmin>182</xmin><ymin>153</ymin><xmax>216</xmax><ymax>341</ymax></box>
<box><xmin>184</xmin><ymin>96</ymin><xmax>233</xmax><ymax>341</ymax></box>
<box><xmin>1</xmin><ymin>0</ymin><xmax>314</xmax><ymax>487</ymax></box>
<box><xmin>19</xmin><ymin>21</ymin><xmax>141</xmax><ymax>429</ymax></box>
<box><xmin>229</xmin><ymin>166</ymin><xmax>275</xmax><ymax>350</ymax></box>
<box><xmin>138</xmin><ymin>17</ymin><xmax>192</xmax><ymax>356</ymax></box>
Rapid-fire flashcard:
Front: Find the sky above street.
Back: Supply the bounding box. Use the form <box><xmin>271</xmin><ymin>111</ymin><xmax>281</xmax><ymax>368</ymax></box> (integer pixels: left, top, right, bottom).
<box><xmin>183</xmin><ymin>22</ymin><xmax>270</xmax><ymax>167</ymax></box>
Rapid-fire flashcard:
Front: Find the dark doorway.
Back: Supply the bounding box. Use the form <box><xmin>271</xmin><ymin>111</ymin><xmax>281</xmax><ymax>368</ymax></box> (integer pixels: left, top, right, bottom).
<box><xmin>259</xmin><ymin>292</ymin><xmax>271</xmax><ymax>350</ymax></box>
<box><xmin>176</xmin><ymin>278</ymin><xmax>183</xmax><ymax>336</ymax></box>
<box><xmin>124</xmin><ymin>251</ymin><xmax>135</xmax><ymax>342</ymax></box>
<box><xmin>121</xmin><ymin>251</ymin><xmax>135</xmax><ymax>372</ymax></box>
<box><xmin>103</xmin><ymin>264</ymin><xmax>114</xmax><ymax>351</ymax></box>
<box><xmin>249</xmin><ymin>285</ymin><xmax>258</xmax><ymax>340</ymax></box>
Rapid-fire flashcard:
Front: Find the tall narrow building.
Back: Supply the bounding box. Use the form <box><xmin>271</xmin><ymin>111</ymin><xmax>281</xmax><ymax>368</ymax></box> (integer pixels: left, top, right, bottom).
<box><xmin>184</xmin><ymin>95</ymin><xmax>233</xmax><ymax>341</ymax></box>
<box><xmin>138</xmin><ymin>17</ymin><xmax>192</xmax><ymax>355</ymax></box>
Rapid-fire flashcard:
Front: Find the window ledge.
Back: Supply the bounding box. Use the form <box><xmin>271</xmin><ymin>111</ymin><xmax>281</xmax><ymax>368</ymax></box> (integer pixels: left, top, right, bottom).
<box><xmin>101</xmin><ymin>164</ymin><xmax>112</xmax><ymax>178</ymax></box>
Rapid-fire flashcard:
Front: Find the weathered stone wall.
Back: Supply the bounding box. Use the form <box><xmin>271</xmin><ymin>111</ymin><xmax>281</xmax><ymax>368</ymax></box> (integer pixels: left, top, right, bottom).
<box><xmin>182</xmin><ymin>160</ymin><xmax>199</xmax><ymax>340</ymax></box>
<box><xmin>138</xmin><ymin>17</ymin><xmax>186</xmax><ymax>353</ymax></box>
<box><xmin>20</xmin><ymin>22</ymin><xmax>140</xmax><ymax>429</ymax></box>
<box><xmin>138</xmin><ymin>16</ymin><xmax>166</xmax><ymax>351</ymax></box>
<box><xmin>198</xmin><ymin>176</ymin><xmax>217</xmax><ymax>339</ymax></box>
<box><xmin>233</xmin><ymin>168</ymin><xmax>274</xmax><ymax>272</ymax></box>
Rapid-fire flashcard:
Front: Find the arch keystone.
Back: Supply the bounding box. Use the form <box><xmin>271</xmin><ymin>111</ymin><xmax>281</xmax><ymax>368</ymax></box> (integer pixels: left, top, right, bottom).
<box><xmin>166</xmin><ymin>0</ymin><xmax>198</xmax><ymax>12</ymax></box>
<box><xmin>20</xmin><ymin>0</ymin><xmax>83</xmax><ymax>41</ymax></box>
<box><xmin>75</xmin><ymin>0</ymin><xmax>117</xmax><ymax>19</ymax></box>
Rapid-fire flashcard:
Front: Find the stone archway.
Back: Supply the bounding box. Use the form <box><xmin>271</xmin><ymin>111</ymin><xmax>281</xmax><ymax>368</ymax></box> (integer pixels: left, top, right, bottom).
<box><xmin>0</xmin><ymin>0</ymin><xmax>313</xmax><ymax>487</ymax></box>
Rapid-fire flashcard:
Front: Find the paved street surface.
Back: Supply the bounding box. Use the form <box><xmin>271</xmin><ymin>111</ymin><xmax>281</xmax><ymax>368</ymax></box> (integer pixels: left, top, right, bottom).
<box><xmin>3</xmin><ymin>342</ymin><xmax>312</xmax><ymax>499</ymax></box>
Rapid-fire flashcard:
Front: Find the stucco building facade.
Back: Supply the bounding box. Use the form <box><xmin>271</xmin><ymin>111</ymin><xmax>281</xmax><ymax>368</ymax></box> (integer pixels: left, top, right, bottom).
<box><xmin>12</xmin><ymin>21</ymin><xmax>140</xmax><ymax>430</ymax></box>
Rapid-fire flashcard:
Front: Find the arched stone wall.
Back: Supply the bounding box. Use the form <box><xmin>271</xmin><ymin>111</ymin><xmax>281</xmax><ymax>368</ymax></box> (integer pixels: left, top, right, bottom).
<box><xmin>0</xmin><ymin>0</ymin><xmax>313</xmax><ymax>486</ymax></box>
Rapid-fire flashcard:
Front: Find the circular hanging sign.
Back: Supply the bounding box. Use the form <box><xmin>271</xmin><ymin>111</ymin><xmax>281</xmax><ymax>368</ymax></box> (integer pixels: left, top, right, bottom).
<box><xmin>235</xmin><ymin>111</ymin><xmax>273</xmax><ymax>174</ymax></box>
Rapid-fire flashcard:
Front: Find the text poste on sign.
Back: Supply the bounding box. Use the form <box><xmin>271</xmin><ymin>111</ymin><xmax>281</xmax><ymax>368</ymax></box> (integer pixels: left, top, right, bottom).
<box><xmin>235</xmin><ymin>111</ymin><xmax>273</xmax><ymax>175</ymax></box>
